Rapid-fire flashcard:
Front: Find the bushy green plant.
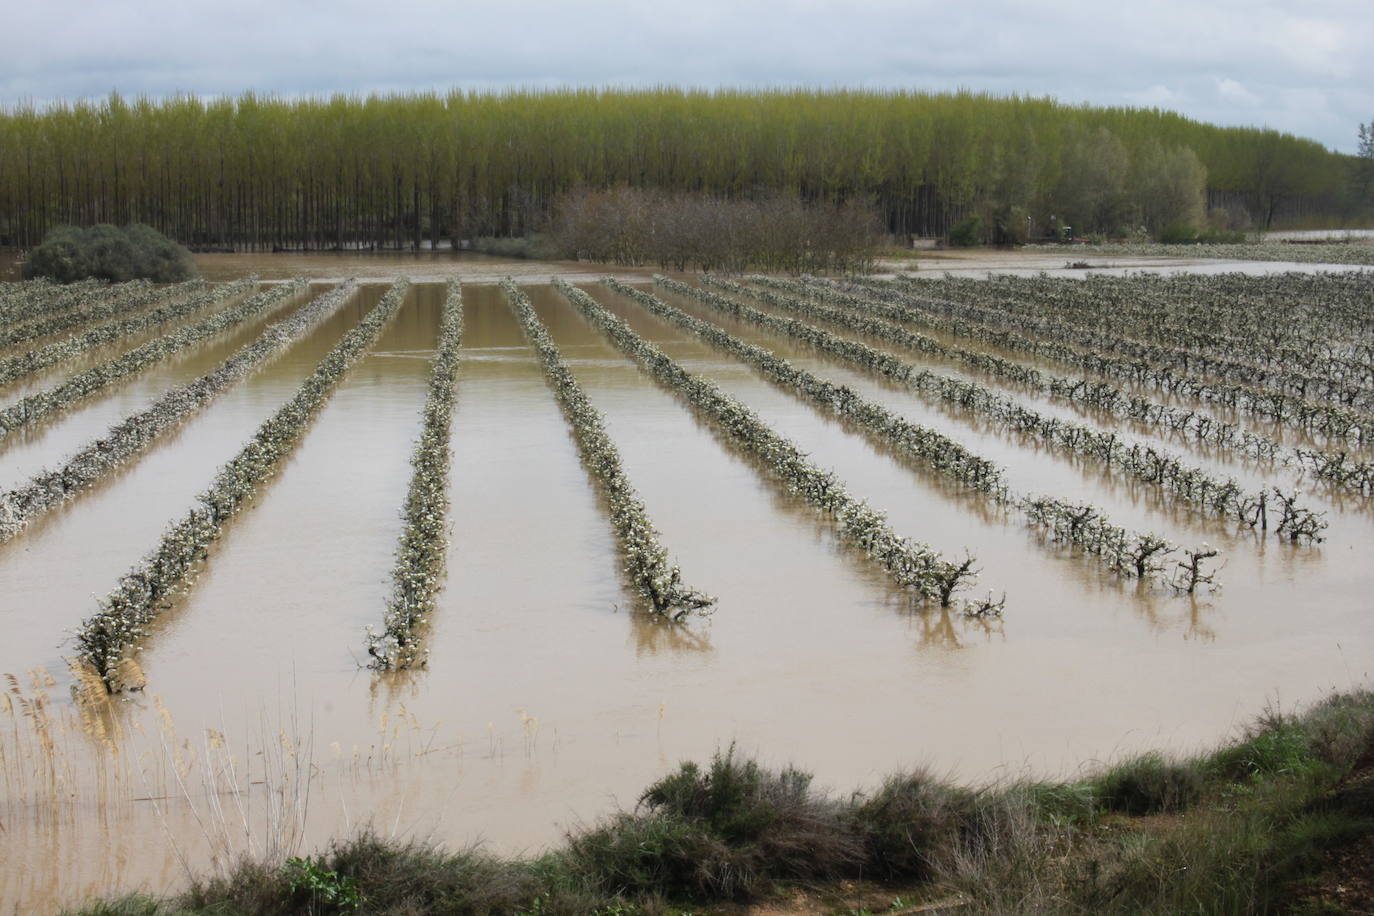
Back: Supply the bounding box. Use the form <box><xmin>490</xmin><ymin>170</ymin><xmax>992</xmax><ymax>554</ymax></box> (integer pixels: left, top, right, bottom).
<box><xmin>948</xmin><ymin>215</ymin><xmax>981</xmax><ymax>247</ymax></box>
<box><xmin>281</xmin><ymin>857</ymin><xmax>361</xmax><ymax>911</ymax></box>
<box><xmin>24</xmin><ymin>224</ymin><xmax>198</xmax><ymax>283</ymax></box>
<box><xmin>1095</xmin><ymin>753</ymin><xmax>1204</xmax><ymax>815</ymax></box>
<box><xmin>1208</xmin><ymin>718</ymin><xmax>1316</xmax><ymax>781</ymax></box>
<box><xmin>639</xmin><ymin>746</ymin><xmax>806</xmax><ymax>843</ymax></box>
<box><xmin>853</xmin><ymin>771</ymin><xmax>976</xmax><ymax>879</ymax></box>
<box><xmin>570</xmin><ymin>746</ymin><xmax>862</xmax><ymax>901</ymax></box>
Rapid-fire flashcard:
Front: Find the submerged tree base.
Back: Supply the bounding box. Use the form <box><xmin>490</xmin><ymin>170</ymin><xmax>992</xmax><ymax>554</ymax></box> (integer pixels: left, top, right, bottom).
<box><xmin>66</xmin><ymin>688</ymin><xmax>1374</xmax><ymax>915</ymax></box>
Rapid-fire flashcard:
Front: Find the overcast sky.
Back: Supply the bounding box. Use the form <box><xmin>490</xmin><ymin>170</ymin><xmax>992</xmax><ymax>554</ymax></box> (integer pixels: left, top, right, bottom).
<box><xmin>3</xmin><ymin>0</ymin><xmax>1371</xmax><ymax>153</ymax></box>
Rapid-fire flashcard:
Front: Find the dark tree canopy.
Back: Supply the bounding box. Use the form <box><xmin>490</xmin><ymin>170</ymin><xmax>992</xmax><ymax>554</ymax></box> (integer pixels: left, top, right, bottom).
<box><xmin>23</xmin><ymin>223</ymin><xmax>200</xmax><ymax>283</ymax></box>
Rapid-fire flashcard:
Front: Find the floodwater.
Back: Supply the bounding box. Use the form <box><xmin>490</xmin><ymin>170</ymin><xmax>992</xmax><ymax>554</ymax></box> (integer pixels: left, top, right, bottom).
<box><xmin>1265</xmin><ymin>229</ymin><xmax>1374</xmax><ymax>241</ymax></box>
<box><xmin>2</xmin><ymin>258</ymin><xmax>1373</xmax><ymax>913</ymax></box>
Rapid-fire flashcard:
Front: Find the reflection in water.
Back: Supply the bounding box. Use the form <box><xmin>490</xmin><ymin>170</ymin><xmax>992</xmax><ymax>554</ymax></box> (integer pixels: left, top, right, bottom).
<box><xmin>628</xmin><ymin>616</ymin><xmax>715</xmax><ymax>656</ymax></box>
<box><xmin>2</xmin><ymin>272</ymin><xmax>1373</xmax><ymax>913</ymax></box>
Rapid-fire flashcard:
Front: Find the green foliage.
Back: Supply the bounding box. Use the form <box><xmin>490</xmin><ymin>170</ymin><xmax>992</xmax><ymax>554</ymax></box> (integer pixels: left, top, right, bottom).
<box><xmin>987</xmin><ymin>205</ymin><xmax>1030</xmax><ymax>246</ymax></box>
<box><xmin>61</xmin><ymin>898</ymin><xmax>164</xmax><ymax>916</ymax></box>
<box><xmin>1158</xmin><ymin>223</ymin><xmax>1202</xmax><ymax>244</ymax></box>
<box><xmin>1095</xmin><ymin>753</ymin><xmax>1204</xmax><ymax>815</ymax></box>
<box><xmin>2</xmin><ymin>90</ymin><xmax>1355</xmax><ymax>250</ymax></box>
<box><xmin>1132</xmin><ymin>141</ymin><xmax>1207</xmax><ymax>237</ymax></box>
<box><xmin>853</xmin><ymin>771</ymin><xmax>978</xmax><ymax>879</ymax></box>
<box><xmin>468</xmin><ymin>234</ymin><xmax>561</xmax><ymax>260</ymax></box>
<box><xmin>567</xmin><ymin>812</ymin><xmax>742</xmax><ymax>900</ymax></box>
<box><xmin>1158</xmin><ymin>225</ymin><xmax>1249</xmax><ymax>244</ymax></box>
<box><xmin>1015</xmin><ymin>781</ymin><xmax>1098</xmax><ymax>826</ymax></box>
<box><xmin>1355</xmin><ymin>121</ymin><xmax>1374</xmax><ymax>205</ymax></box>
<box><xmin>282</xmin><ymin>857</ymin><xmax>361</xmax><ymax>911</ymax></box>
<box><xmin>312</xmin><ymin>833</ymin><xmax>541</xmax><ymax>913</ymax></box>
<box><xmin>948</xmin><ymin>215</ymin><xmax>981</xmax><ymax>247</ymax></box>
<box><xmin>568</xmin><ymin>745</ymin><xmax>863</xmax><ymax>901</ymax></box>
<box><xmin>23</xmin><ymin>224</ymin><xmax>198</xmax><ymax>283</ymax></box>
<box><xmin>639</xmin><ymin>746</ymin><xmax>809</xmax><ymax>844</ymax></box>
<box><xmin>1053</xmin><ymin>126</ymin><xmax>1132</xmax><ymax>236</ymax></box>
<box><xmin>1208</xmin><ymin>717</ymin><xmax>1317</xmax><ymax>781</ymax></box>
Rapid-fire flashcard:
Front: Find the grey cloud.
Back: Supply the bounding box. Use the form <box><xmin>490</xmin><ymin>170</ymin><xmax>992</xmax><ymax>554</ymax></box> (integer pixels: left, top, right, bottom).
<box><xmin>2</xmin><ymin>0</ymin><xmax>1370</xmax><ymax>151</ymax></box>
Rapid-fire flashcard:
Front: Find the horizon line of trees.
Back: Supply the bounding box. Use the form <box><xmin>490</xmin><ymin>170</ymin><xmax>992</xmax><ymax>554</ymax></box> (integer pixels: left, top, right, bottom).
<box><xmin>0</xmin><ymin>88</ymin><xmax>1365</xmax><ymax>252</ymax></box>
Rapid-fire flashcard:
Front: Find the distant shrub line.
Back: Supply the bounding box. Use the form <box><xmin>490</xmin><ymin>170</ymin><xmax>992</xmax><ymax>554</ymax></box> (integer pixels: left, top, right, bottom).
<box><xmin>549</xmin><ymin>187</ymin><xmax>882</xmax><ymax>274</ymax></box>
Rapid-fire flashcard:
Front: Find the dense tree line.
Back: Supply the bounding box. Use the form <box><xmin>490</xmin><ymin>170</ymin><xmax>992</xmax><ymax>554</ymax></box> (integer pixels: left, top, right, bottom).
<box><xmin>0</xmin><ymin>89</ymin><xmax>1359</xmax><ymax>251</ymax></box>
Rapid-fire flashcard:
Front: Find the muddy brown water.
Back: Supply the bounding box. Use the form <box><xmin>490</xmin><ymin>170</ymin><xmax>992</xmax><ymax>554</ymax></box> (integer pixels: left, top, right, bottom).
<box><xmin>2</xmin><ymin>257</ymin><xmax>1372</xmax><ymax>913</ymax></box>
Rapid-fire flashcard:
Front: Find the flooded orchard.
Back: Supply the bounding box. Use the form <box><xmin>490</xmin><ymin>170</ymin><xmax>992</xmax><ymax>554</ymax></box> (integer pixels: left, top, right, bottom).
<box><xmin>2</xmin><ymin>260</ymin><xmax>1372</xmax><ymax>912</ymax></box>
